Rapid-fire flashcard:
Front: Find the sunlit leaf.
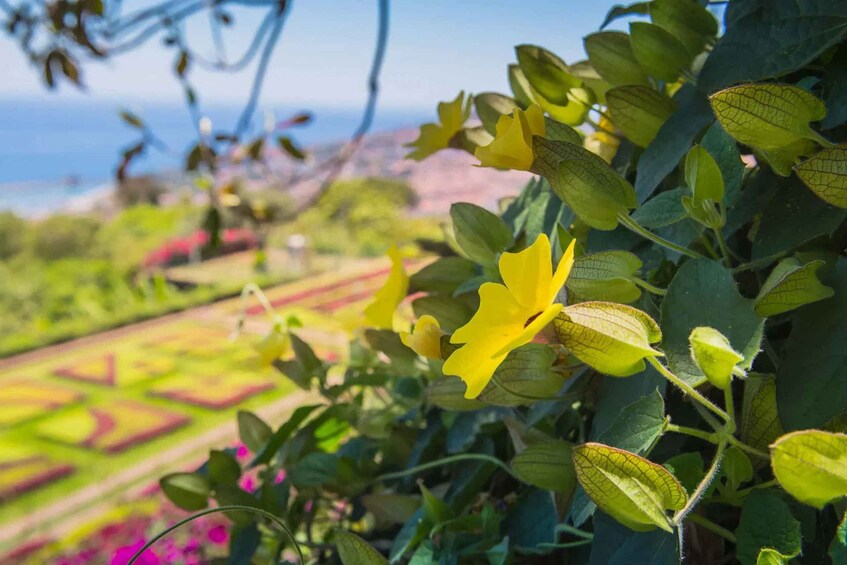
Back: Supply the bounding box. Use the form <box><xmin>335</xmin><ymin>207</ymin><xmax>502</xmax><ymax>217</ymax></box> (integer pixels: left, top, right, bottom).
<box><xmin>606</xmin><ymin>85</ymin><xmax>676</xmax><ymax>148</ymax></box>
<box><xmin>573</xmin><ymin>443</ymin><xmax>687</xmax><ymax>532</ymax></box>
<box><xmin>566</xmin><ymin>250</ymin><xmax>642</xmax><ymax>303</ymax></box>
<box><xmin>629</xmin><ymin>22</ymin><xmax>691</xmax><ymax>82</ymax></box>
<box><xmin>649</xmin><ymin>0</ymin><xmax>717</xmax><ymax>56</ymax></box>
<box><xmin>511</xmin><ymin>439</ymin><xmax>576</xmax><ymax>493</ymax></box>
<box><xmin>516</xmin><ymin>44</ymin><xmax>581</xmax><ymax>106</ymax></box>
<box><xmin>688</xmin><ymin>326</ymin><xmax>743</xmax><ymax>390</ymax></box>
<box><xmin>554</xmin><ymin>301</ymin><xmax>662</xmax><ymax>377</ymax></box>
<box><xmin>450</xmin><ymin>203</ymin><xmax>515</xmax><ymax>265</ymax></box>
<box><xmin>584</xmin><ymin>31</ymin><xmax>649</xmax><ymax>87</ymax></box>
<box><xmin>770</xmin><ymin>429</ymin><xmax>847</xmax><ymax>509</ymax></box>
<box><xmin>335</xmin><ymin>529</ymin><xmax>388</xmax><ymax>565</ymax></box>
<box><xmin>756</xmin><ymin>548</ymin><xmax>796</xmax><ymax>565</ymax></box>
<box><xmin>684</xmin><ymin>145</ymin><xmax>724</xmax><ymax>204</ymax></box>
<box><xmin>474</xmin><ymin>92</ymin><xmax>518</xmax><ymax>135</ymax></box>
<box><xmin>795</xmin><ymin>144</ymin><xmax>847</xmax><ymax>208</ymax></box>
<box><xmin>552</xmin><ymin>155</ymin><xmax>638</xmax><ymax>230</ymax></box>
<box><xmin>722</xmin><ymin>446</ymin><xmax>753</xmax><ymax>494</ymax></box>
<box><xmin>741</xmin><ymin>374</ymin><xmax>784</xmax><ymax>457</ymax></box>
<box><xmin>755</xmin><ymin>258</ymin><xmax>834</xmax><ymax>317</ymax></box>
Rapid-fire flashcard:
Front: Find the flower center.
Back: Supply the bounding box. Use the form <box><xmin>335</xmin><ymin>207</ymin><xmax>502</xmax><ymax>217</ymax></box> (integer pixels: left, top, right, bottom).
<box><xmin>524</xmin><ymin>312</ymin><xmax>542</xmax><ymax>328</ymax></box>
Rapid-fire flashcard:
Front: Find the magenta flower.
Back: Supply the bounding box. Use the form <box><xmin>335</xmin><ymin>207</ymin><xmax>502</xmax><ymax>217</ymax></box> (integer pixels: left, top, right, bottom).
<box><xmin>111</xmin><ymin>540</ymin><xmax>160</xmax><ymax>565</ymax></box>
<box><xmin>208</xmin><ymin>524</ymin><xmax>229</xmax><ymax>545</ymax></box>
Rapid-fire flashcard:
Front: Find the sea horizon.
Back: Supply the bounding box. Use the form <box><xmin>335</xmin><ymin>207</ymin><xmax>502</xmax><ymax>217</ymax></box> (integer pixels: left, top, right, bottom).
<box><xmin>0</xmin><ymin>97</ymin><xmax>431</xmax><ymax>216</ymax></box>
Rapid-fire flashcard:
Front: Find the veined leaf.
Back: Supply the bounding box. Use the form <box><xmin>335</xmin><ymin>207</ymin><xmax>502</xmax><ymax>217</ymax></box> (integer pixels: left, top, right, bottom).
<box><xmin>425</xmin><ymin>376</ymin><xmax>485</xmax><ymax>412</ymax></box>
<box><xmin>629</xmin><ymin>22</ymin><xmax>691</xmax><ymax>82</ymax></box>
<box><xmin>756</xmin><ymin>548</ymin><xmax>797</xmax><ymax>565</ymax></box>
<box><xmin>755</xmin><ymin>258</ymin><xmax>834</xmax><ymax>317</ymax></box>
<box><xmin>531</xmin><ymin>135</ymin><xmax>600</xmax><ymax>179</ymax></box>
<box><xmin>722</xmin><ymin>446</ymin><xmax>753</xmax><ymax>494</ymax></box>
<box><xmin>770</xmin><ymin>429</ymin><xmax>847</xmax><ymax>509</ymax></box>
<box><xmin>516</xmin><ymin>44</ymin><xmax>581</xmax><ymax>106</ymax></box>
<box><xmin>584</xmin><ymin>31</ymin><xmax>649</xmax><ymax>87</ymax></box>
<box><xmin>649</xmin><ymin>0</ymin><xmax>717</xmax><ymax>56</ymax></box>
<box><xmin>735</xmin><ymin>490</ymin><xmax>802</xmax><ymax>565</ymax></box>
<box><xmin>553</xmin><ymin>156</ymin><xmax>637</xmax><ymax>230</ymax></box>
<box><xmin>573</xmin><ymin>443</ymin><xmax>687</xmax><ymax>532</ymax></box>
<box><xmin>477</xmin><ymin>344</ymin><xmax>562</xmax><ymax>406</ymax></box>
<box><xmin>607</xmin><ymin>85</ymin><xmax>676</xmax><ymax>148</ymax></box>
<box><xmin>335</xmin><ymin>530</ymin><xmax>388</xmax><ymax>565</ymax></box>
<box><xmin>535</xmin><ymin>86</ymin><xmax>595</xmax><ymax>127</ymax></box>
<box><xmin>566</xmin><ymin>250</ymin><xmax>643</xmax><ymax>303</ymax></box>
<box><xmin>710</xmin><ymin>84</ymin><xmax>828</xmax><ymax>152</ymax></box>
<box><xmin>741</xmin><ymin>374</ymin><xmax>784</xmax><ymax>457</ymax></box>
<box><xmin>795</xmin><ymin>145</ymin><xmax>847</xmax><ymax>208</ymax></box>
<box><xmin>554</xmin><ymin>301</ymin><xmax>662</xmax><ymax>377</ymax></box>
<box><xmin>689</xmin><ymin>326</ymin><xmax>743</xmax><ymax>390</ymax></box>
<box><xmin>511</xmin><ymin>439</ymin><xmax>577</xmax><ymax>493</ymax></box>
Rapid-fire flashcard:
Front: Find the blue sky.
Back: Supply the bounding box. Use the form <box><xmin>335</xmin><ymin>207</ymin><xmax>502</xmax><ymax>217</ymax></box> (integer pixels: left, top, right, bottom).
<box><xmin>0</xmin><ymin>1</ymin><xmax>636</xmax><ymax>110</ymax></box>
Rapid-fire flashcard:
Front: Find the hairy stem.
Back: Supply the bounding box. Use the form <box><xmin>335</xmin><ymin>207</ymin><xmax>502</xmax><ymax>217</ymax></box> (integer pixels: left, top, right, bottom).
<box><xmin>727</xmin><ymin>435</ymin><xmax>770</xmax><ymax>460</ymax></box>
<box><xmin>618</xmin><ymin>213</ymin><xmax>705</xmax><ymax>259</ymax></box>
<box><xmin>686</xmin><ymin>513</ymin><xmax>737</xmax><ymax>543</ymax></box>
<box><xmin>633</xmin><ymin>278</ymin><xmax>668</xmax><ymax>296</ymax></box>
<box><xmin>674</xmin><ymin>441</ymin><xmax>727</xmax><ymax>524</ymax></box>
<box><xmin>665</xmin><ymin>423</ymin><xmax>720</xmax><ymax>444</ymax></box>
<box><xmin>647</xmin><ymin>357</ymin><xmax>730</xmax><ymax>423</ymax></box>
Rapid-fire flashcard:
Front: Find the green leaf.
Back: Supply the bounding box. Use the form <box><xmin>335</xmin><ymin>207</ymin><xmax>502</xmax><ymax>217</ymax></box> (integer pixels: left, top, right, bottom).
<box><xmin>508</xmin><ymin>64</ymin><xmax>535</xmax><ymax>108</ymax></box>
<box><xmin>567</xmin><ymin>250</ymin><xmax>643</xmax><ymax>303</ymax></box>
<box><xmin>511</xmin><ymin>439</ymin><xmax>576</xmax><ymax>493</ymax></box>
<box><xmin>237</xmin><ymin>411</ymin><xmax>272</xmax><ymax>453</ymax></box>
<box><xmin>159</xmin><ymin>472</ymin><xmax>210</xmax><ymax>511</ymax></box>
<box><xmin>601</xmin><ymin>2</ymin><xmax>651</xmax><ymax>30</ymax></box>
<box><xmin>289</xmin><ymin>452</ymin><xmax>339</xmax><ymax>487</ymax></box>
<box><xmin>735</xmin><ymin>490</ymin><xmax>802</xmax><ymax>565</ymax></box>
<box><xmin>701</xmin><ymin>121</ymin><xmax>745</xmax><ymax>208</ymax></box>
<box><xmin>553</xmin><ymin>156</ymin><xmax>637</xmax><ymax>230</ymax></box>
<box><xmin>361</xmin><ymin>494</ymin><xmax>421</xmax><ymax>526</ymax></box>
<box><xmin>506</xmin><ymin>488</ymin><xmax>557</xmax><ymax>551</ymax></box>
<box><xmin>208</xmin><ymin>449</ymin><xmax>241</xmax><ymax>486</ymax></box>
<box><xmin>545</xmin><ymin>117</ymin><xmax>582</xmax><ymax>145</ymax></box>
<box><xmin>596</xmin><ymin>390</ymin><xmax>666</xmax><ymax>456</ymax></box>
<box><xmin>829</xmin><ymin>511</ymin><xmax>847</xmax><ymax>564</ymax></box>
<box><xmin>118</xmin><ymin>109</ymin><xmax>144</xmax><ymax>129</ymax></box>
<box><xmin>649</xmin><ymin>0</ymin><xmax>717</xmax><ymax>56</ymax></box>
<box><xmin>450</xmin><ymin>203</ymin><xmax>515</xmax><ymax>265</ymax></box>
<box><xmin>335</xmin><ymin>530</ymin><xmax>388</xmax><ymax>565</ymax></box>
<box><xmin>478</xmin><ymin>344</ymin><xmax>562</xmax><ymax>406</ymax></box>
<box><xmin>474</xmin><ymin>92</ymin><xmax>518</xmax><ymax>135</ymax></box>
<box><xmin>723</xmin><ymin>446</ymin><xmax>754</xmax><ymax>494</ymax></box>
<box><xmin>770</xmin><ymin>429</ymin><xmax>847</xmax><ymax>509</ymax></box>
<box><xmin>756</xmin><ymin>548</ymin><xmax>797</xmax><ymax>565</ymax></box>
<box><xmin>685</xmin><ymin>145</ymin><xmax>724</xmax><ymax>204</ymax></box>
<box><xmin>751</xmin><ymin>175</ymin><xmax>846</xmax><ymax>260</ymax></box>
<box><xmin>555</xmin><ymin>302</ymin><xmax>662</xmax><ymax>377</ymax></box>
<box><xmin>755</xmin><ymin>258</ymin><xmax>834</xmax><ymax>317</ymax></box>
<box><xmin>629</xmin><ymin>22</ymin><xmax>691</xmax><ymax>82</ymax></box>
<box><xmin>573</xmin><ymin>443</ymin><xmax>687</xmax><ymax>532</ymax></box>
<box><xmin>412</xmin><ymin>294</ymin><xmax>476</xmax><ymax>333</ymax></box>
<box><xmin>584</xmin><ymin>31</ymin><xmax>649</xmax><ymax>87</ymax></box>
<box><xmin>663</xmin><ymin>452</ymin><xmax>705</xmax><ymax>495</ymax></box>
<box><xmin>710</xmin><ymin>84</ymin><xmax>828</xmax><ymax>152</ymax></box>
<box><xmin>778</xmin><ymin>259</ymin><xmax>847</xmax><ymax>430</ymax></box>
<box><xmin>420</xmin><ymin>483</ymin><xmax>454</xmax><ymax>524</ymax></box>
<box><xmin>741</xmin><ymin>374</ymin><xmax>785</xmax><ymax>457</ymax></box>
<box><xmin>688</xmin><ymin>326</ymin><xmax>743</xmax><ymax>390</ymax></box>
<box><xmin>515</xmin><ymin>44</ymin><xmax>581</xmax><ymax>106</ymax></box>
<box><xmin>589</xmin><ymin>511</ymin><xmax>678</xmax><ymax>565</ymax></box>
<box><xmin>277</xmin><ymin>135</ymin><xmax>306</xmax><ymax>160</ymax></box>
<box><xmin>661</xmin><ymin>259</ymin><xmax>764</xmax><ymax>386</ymax></box>
<box><xmin>409</xmin><ymin>257</ymin><xmax>478</xmax><ymax>295</ymax></box>
<box><xmin>250</xmin><ymin>404</ymin><xmax>322</xmax><ymax>467</ymax></box>
<box><xmin>426</xmin><ymin>376</ymin><xmax>485</xmax><ymax>411</ymax></box>
<box><xmin>795</xmin><ymin>145</ymin><xmax>847</xmax><ymax>208</ymax></box>
<box><xmin>634</xmin><ymin>85</ymin><xmax>714</xmax><ymax>202</ymax></box>
<box><xmin>631</xmin><ymin>188</ymin><xmax>687</xmax><ymax>228</ymax></box>
<box><xmin>606</xmin><ymin>85</ymin><xmax>676</xmax><ymax>148</ymax></box>
<box><xmin>699</xmin><ymin>2</ymin><xmax>847</xmax><ymax>92</ymax></box>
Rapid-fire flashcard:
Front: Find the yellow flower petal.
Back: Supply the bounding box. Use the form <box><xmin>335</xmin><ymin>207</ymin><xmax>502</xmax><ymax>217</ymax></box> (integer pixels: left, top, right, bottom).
<box><xmin>494</xmin><ymin>303</ymin><xmax>563</xmax><ymax>357</ymax></box>
<box><xmin>406</xmin><ymin>92</ymin><xmax>469</xmax><ymax>161</ymax></box>
<box><xmin>550</xmin><ymin>239</ymin><xmax>577</xmax><ymax>303</ymax></box>
<box><xmin>474</xmin><ymin>104</ymin><xmax>545</xmax><ymax>171</ymax></box>
<box><xmin>451</xmin><ymin>283</ymin><xmax>526</xmax><ymax>345</ymax></box>
<box><xmin>442</xmin><ymin>337</ymin><xmax>513</xmax><ymax>399</ymax></box>
<box><xmin>363</xmin><ymin>245</ymin><xmax>409</xmax><ymax>330</ymax></box>
<box><xmin>400</xmin><ymin>315</ymin><xmax>443</xmax><ymax>359</ymax></box>
<box><xmin>499</xmin><ymin>234</ymin><xmax>554</xmax><ymax>313</ymax></box>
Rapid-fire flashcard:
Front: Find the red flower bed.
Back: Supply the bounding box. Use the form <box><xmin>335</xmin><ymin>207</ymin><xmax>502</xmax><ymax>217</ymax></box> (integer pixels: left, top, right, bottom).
<box><xmin>143</xmin><ymin>228</ymin><xmax>257</xmax><ymax>269</ymax></box>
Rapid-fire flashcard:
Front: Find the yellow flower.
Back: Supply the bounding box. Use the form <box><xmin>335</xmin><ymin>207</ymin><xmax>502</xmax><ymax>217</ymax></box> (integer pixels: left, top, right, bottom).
<box><xmin>363</xmin><ymin>244</ymin><xmax>409</xmax><ymax>329</ymax></box>
<box><xmin>400</xmin><ymin>315</ymin><xmax>444</xmax><ymax>359</ymax></box>
<box><xmin>254</xmin><ymin>325</ymin><xmax>290</xmax><ymax>366</ymax></box>
<box><xmin>406</xmin><ymin>92</ymin><xmax>471</xmax><ymax>161</ymax></box>
<box><xmin>443</xmin><ymin>234</ymin><xmax>576</xmax><ymax>398</ymax></box>
<box><xmin>474</xmin><ymin>104</ymin><xmax>546</xmax><ymax>170</ymax></box>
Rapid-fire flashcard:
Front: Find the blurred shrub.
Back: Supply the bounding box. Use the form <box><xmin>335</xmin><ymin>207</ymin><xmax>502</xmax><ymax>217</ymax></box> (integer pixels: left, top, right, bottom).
<box><xmin>0</xmin><ymin>211</ymin><xmax>27</xmax><ymax>259</ymax></box>
<box><xmin>30</xmin><ymin>214</ymin><xmax>100</xmax><ymax>260</ymax></box>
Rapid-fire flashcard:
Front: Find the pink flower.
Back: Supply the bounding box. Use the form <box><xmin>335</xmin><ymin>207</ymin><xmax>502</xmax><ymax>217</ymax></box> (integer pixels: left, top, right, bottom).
<box><xmin>236</xmin><ymin>444</ymin><xmax>250</xmax><ymax>459</ymax></box>
<box><xmin>208</xmin><ymin>524</ymin><xmax>229</xmax><ymax>545</ymax></box>
<box><xmin>239</xmin><ymin>475</ymin><xmax>256</xmax><ymax>492</ymax></box>
<box><xmin>111</xmin><ymin>540</ymin><xmax>160</xmax><ymax>565</ymax></box>
<box><xmin>274</xmin><ymin>469</ymin><xmax>287</xmax><ymax>484</ymax></box>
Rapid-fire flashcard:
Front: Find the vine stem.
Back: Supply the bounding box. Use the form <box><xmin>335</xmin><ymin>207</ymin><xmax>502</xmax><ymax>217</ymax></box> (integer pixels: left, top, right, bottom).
<box><xmin>647</xmin><ymin>357</ymin><xmax>730</xmax><ymax>423</ymax></box>
<box><xmin>235</xmin><ymin>282</ymin><xmax>283</xmax><ymax>334</ymax></box>
<box><xmin>686</xmin><ymin>513</ymin><xmax>737</xmax><ymax>544</ymax></box>
<box><xmin>674</xmin><ymin>440</ymin><xmax>727</xmax><ymax>525</ymax></box>
<box><xmin>713</xmin><ymin>228</ymin><xmax>733</xmax><ymax>267</ymax></box>
<box><xmin>633</xmin><ymin>278</ymin><xmax>667</xmax><ymax>296</ymax></box>
<box><xmin>128</xmin><ymin>505</ymin><xmax>303</xmax><ymax>565</ymax></box>
<box><xmin>727</xmin><ymin>435</ymin><xmax>770</xmax><ymax>459</ymax></box>
<box><xmin>373</xmin><ymin>453</ymin><xmax>518</xmax><ymax>483</ymax></box>
<box><xmin>665</xmin><ymin>423</ymin><xmax>720</xmax><ymax>444</ymax></box>
<box><xmin>617</xmin><ymin>213</ymin><xmax>704</xmax><ymax>259</ymax></box>
<box><xmin>555</xmin><ymin>523</ymin><xmax>594</xmax><ymax>540</ymax></box>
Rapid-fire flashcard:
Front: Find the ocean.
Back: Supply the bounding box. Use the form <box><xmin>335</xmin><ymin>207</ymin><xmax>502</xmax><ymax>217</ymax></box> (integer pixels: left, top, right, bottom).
<box><xmin>0</xmin><ymin>98</ymin><xmax>429</xmax><ymax>216</ymax></box>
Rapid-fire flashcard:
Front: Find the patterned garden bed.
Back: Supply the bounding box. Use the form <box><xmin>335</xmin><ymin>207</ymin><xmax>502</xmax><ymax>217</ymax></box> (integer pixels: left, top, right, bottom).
<box><xmin>0</xmin><ymin>381</ymin><xmax>84</xmax><ymax>428</ymax></box>
<box><xmin>0</xmin><ymin>444</ymin><xmax>74</xmax><ymax>503</ymax></box>
<box><xmin>148</xmin><ymin>372</ymin><xmax>275</xmax><ymax>409</ymax></box>
<box><xmin>36</xmin><ymin>400</ymin><xmax>190</xmax><ymax>453</ymax></box>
